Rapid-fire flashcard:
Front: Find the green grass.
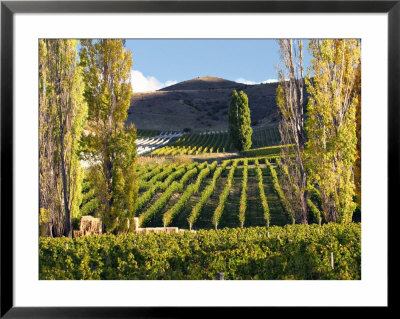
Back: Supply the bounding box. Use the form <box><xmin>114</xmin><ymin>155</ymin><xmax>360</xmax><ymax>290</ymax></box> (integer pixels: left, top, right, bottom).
<box><xmin>240</xmin><ymin>144</ymin><xmax>293</xmax><ymax>158</ymax></box>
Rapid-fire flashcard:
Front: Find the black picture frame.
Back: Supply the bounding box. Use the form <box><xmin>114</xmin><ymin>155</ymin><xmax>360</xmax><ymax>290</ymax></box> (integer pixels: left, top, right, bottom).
<box><xmin>1</xmin><ymin>0</ymin><xmax>395</xmax><ymax>317</ymax></box>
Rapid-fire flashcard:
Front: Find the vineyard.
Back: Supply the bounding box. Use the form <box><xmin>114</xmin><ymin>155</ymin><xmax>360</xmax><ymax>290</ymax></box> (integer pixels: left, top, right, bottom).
<box><xmin>38</xmin><ymin>38</ymin><xmax>362</xmax><ymax>284</ymax></box>
<box><xmin>41</xmin><ymin>124</ymin><xmax>362</xmax><ymax>281</ymax></box>
<box><xmin>54</xmin><ymin>125</ymin><xmax>359</xmax><ymax>282</ymax></box>
<box><xmin>140</xmin><ymin>125</ymin><xmax>281</xmax><ymax>156</ymax></box>
<box><xmin>135</xmin><ymin>131</ymin><xmax>182</xmax><ymax>155</ymax></box>
<box><xmin>80</xmin><ymin>156</ymin><xmax>320</xmax><ymax>231</ymax></box>
<box><xmin>137</xmin><ymin>129</ymin><xmax>161</xmax><ymax>138</ymax></box>
<box><xmin>40</xmin><ymin>223</ymin><xmax>361</xmax><ymax>280</ymax></box>
<box><xmin>150</xmin><ymin>131</ymin><xmax>234</xmax><ymax>156</ymax></box>
<box><xmin>251</xmin><ymin>125</ymin><xmax>281</xmax><ymax>147</ymax></box>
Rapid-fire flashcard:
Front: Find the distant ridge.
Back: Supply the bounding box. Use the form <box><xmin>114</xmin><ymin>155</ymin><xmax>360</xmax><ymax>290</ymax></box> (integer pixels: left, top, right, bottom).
<box><xmin>159</xmin><ymin>76</ymin><xmax>244</xmax><ymax>91</ymax></box>
<box><xmin>128</xmin><ymin>75</ymin><xmax>280</xmax><ymax>132</ymax></box>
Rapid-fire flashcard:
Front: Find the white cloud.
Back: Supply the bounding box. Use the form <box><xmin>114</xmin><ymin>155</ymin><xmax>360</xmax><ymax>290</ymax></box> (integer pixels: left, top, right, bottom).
<box><xmin>235</xmin><ymin>78</ymin><xmax>279</xmax><ymax>85</ymax></box>
<box><xmin>235</xmin><ymin>78</ymin><xmax>258</xmax><ymax>85</ymax></box>
<box><xmin>262</xmin><ymin>79</ymin><xmax>279</xmax><ymax>84</ymax></box>
<box><xmin>165</xmin><ymin>80</ymin><xmax>179</xmax><ymax>87</ymax></box>
<box><xmin>131</xmin><ymin>70</ymin><xmax>178</xmax><ymax>92</ymax></box>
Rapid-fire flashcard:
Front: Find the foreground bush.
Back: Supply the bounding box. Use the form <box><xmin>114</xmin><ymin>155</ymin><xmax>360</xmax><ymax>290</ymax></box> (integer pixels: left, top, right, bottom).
<box><xmin>39</xmin><ymin>223</ymin><xmax>361</xmax><ymax>280</ymax></box>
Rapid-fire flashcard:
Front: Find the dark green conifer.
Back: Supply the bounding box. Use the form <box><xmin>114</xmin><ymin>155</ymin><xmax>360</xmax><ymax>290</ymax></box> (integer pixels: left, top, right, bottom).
<box><xmin>228</xmin><ymin>90</ymin><xmax>252</xmax><ymax>151</ymax></box>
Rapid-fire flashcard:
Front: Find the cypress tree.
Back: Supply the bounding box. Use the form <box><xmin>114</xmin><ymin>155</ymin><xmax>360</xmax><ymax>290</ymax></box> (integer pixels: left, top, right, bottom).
<box><xmin>228</xmin><ymin>90</ymin><xmax>252</xmax><ymax>151</ymax></box>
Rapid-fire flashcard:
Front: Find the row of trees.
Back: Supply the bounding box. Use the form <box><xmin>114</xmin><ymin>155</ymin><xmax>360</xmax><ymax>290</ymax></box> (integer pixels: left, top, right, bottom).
<box><xmin>277</xmin><ymin>39</ymin><xmax>361</xmax><ymax>224</ymax></box>
<box><xmin>39</xmin><ymin>39</ymin><xmax>137</xmax><ymax>237</ymax></box>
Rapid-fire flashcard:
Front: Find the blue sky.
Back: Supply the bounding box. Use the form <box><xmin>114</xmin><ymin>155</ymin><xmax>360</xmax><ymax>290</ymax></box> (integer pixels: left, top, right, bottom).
<box><xmin>125</xmin><ymin>39</ymin><xmax>312</xmax><ymax>92</ymax></box>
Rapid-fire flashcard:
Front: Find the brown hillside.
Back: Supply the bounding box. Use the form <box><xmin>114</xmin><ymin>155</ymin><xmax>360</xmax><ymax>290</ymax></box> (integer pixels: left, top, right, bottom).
<box><xmin>127</xmin><ymin>76</ymin><xmax>280</xmax><ymax>132</ymax></box>
<box><xmin>159</xmin><ymin>76</ymin><xmax>242</xmax><ymax>91</ymax></box>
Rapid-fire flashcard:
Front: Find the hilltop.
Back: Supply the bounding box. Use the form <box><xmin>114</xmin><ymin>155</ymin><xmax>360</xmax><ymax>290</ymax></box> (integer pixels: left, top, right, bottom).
<box><xmin>126</xmin><ymin>76</ymin><xmax>280</xmax><ymax>132</ymax></box>
<box><xmin>159</xmin><ymin>76</ymin><xmax>241</xmax><ymax>91</ymax></box>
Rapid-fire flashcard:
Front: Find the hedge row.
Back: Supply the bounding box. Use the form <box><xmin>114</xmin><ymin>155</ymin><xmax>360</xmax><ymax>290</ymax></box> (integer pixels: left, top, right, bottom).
<box><xmin>39</xmin><ymin>223</ymin><xmax>361</xmax><ymax>280</ymax></box>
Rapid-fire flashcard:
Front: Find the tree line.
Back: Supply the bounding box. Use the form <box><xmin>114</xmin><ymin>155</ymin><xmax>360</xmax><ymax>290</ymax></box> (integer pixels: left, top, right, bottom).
<box><xmin>227</xmin><ymin>39</ymin><xmax>360</xmax><ymax>224</ymax></box>
<box><xmin>39</xmin><ymin>39</ymin><xmax>137</xmax><ymax>237</ymax></box>
<box><xmin>276</xmin><ymin>39</ymin><xmax>361</xmax><ymax>224</ymax></box>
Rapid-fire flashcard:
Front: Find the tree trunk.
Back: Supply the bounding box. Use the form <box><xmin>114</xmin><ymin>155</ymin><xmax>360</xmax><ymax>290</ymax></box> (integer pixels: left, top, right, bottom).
<box><xmin>59</xmin><ymin>129</ymin><xmax>72</xmax><ymax>238</ymax></box>
<box><xmin>277</xmin><ymin>39</ymin><xmax>308</xmax><ymax>224</ymax></box>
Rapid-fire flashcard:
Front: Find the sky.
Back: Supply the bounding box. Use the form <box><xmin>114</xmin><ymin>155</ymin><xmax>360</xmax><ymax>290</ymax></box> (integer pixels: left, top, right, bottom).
<box><xmin>125</xmin><ymin>39</ymin><xmax>312</xmax><ymax>92</ymax></box>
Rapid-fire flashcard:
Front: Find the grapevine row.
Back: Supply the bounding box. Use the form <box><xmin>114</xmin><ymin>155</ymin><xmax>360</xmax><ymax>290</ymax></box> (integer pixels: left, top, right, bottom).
<box><xmin>138</xmin><ymin>163</ymin><xmax>205</xmax><ymax>227</ymax></box>
<box><xmin>138</xmin><ymin>164</ymin><xmax>164</xmax><ymax>182</ymax></box>
<box><xmin>162</xmin><ymin>161</ymin><xmax>218</xmax><ymax>227</ymax></box>
<box><xmin>135</xmin><ymin>163</ymin><xmax>199</xmax><ymax>214</ymax></box>
<box><xmin>255</xmin><ymin>158</ymin><xmax>270</xmax><ymax>227</ymax></box>
<box><xmin>238</xmin><ymin>159</ymin><xmax>248</xmax><ymax>228</ymax></box>
<box><xmin>152</xmin><ymin>132</ymin><xmax>233</xmax><ymax>156</ymax></box>
<box><xmin>187</xmin><ymin>160</ymin><xmax>231</xmax><ymax>230</ymax></box>
<box><xmin>138</xmin><ymin>163</ymin><xmax>182</xmax><ymax>190</ymax></box>
<box><xmin>265</xmin><ymin>159</ymin><xmax>295</xmax><ymax>224</ymax></box>
<box><xmin>212</xmin><ymin>160</ymin><xmax>238</xmax><ymax>229</ymax></box>
<box><xmin>79</xmin><ymin>178</ymin><xmax>97</xmax><ymax>216</ymax></box>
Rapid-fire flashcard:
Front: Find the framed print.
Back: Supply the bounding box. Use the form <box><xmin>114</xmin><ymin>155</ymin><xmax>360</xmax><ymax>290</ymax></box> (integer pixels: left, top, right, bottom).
<box><xmin>1</xmin><ymin>0</ymin><xmax>396</xmax><ymax>317</ymax></box>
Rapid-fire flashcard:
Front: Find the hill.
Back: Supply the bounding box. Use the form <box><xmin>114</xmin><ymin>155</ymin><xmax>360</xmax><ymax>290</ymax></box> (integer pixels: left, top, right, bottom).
<box><xmin>126</xmin><ymin>76</ymin><xmax>280</xmax><ymax>132</ymax></box>
<box><xmin>159</xmin><ymin>75</ymin><xmax>241</xmax><ymax>91</ymax></box>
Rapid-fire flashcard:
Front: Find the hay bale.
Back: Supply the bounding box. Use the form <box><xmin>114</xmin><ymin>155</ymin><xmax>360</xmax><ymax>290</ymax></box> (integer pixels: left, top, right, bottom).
<box><xmin>134</xmin><ymin>224</ymin><xmax>184</xmax><ymax>235</ymax></box>
<box><xmin>73</xmin><ymin>230</ymin><xmax>82</xmax><ymax>237</ymax></box>
<box><xmin>133</xmin><ymin>217</ymin><xmax>140</xmax><ymax>231</ymax></box>
<box><xmin>78</xmin><ymin>216</ymin><xmax>102</xmax><ymax>236</ymax></box>
<box><xmin>165</xmin><ymin>227</ymin><xmax>178</xmax><ymax>234</ymax></box>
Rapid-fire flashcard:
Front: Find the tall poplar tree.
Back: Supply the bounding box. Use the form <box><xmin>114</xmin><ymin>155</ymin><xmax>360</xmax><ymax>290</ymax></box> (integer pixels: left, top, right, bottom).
<box><xmin>228</xmin><ymin>90</ymin><xmax>252</xmax><ymax>151</ymax></box>
<box><xmin>79</xmin><ymin>39</ymin><xmax>137</xmax><ymax>234</ymax></box>
<box><xmin>39</xmin><ymin>39</ymin><xmax>87</xmax><ymax>237</ymax></box>
<box><xmin>276</xmin><ymin>39</ymin><xmax>308</xmax><ymax>224</ymax></box>
<box><xmin>305</xmin><ymin>39</ymin><xmax>360</xmax><ymax>223</ymax></box>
